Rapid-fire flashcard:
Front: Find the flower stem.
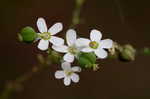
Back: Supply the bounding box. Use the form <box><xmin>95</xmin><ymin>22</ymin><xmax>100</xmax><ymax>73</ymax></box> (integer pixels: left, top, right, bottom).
<box><xmin>0</xmin><ymin>63</ymin><xmax>49</xmax><ymax>99</ymax></box>
<box><xmin>70</xmin><ymin>0</ymin><xmax>86</xmax><ymax>28</ymax></box>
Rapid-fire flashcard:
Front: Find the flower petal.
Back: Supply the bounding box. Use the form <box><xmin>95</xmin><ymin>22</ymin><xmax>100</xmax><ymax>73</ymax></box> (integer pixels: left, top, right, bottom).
<box><xmin>71</xmin><ymin>73</ymin><xmax>79</xmax><ymax>83</ymax></box>
<box><xmin>64</xmin><ymin>77</ymin><xmax>71</xmax><ymax>86</ymax></box>
<box><xmin>37</xmin><ymin>18</ymin><xmax>47</xmax><ymax>33</ymax></box>
<box><xmin>49</xmin><ymin>36</ymin><xmax>64</xmax><ymax>46</ymax></box>
<box><xmin>38</xmin><ymin>39</ymin><xmax>49</xmax><ymax>51</ymax></box>
<box><xmin>55</xmin><ymin>70</ymin><xmax>65</xmax><ymax>79</ymax></box>
<box><xmin>61</xmin><ymin>62</ymin><xmax>71</xmax><ymax>70</ymax></box>
<box><xmin>94</xmin><ymin>49</ymin><xmax>108</xmax><ymax>59</ymax></box>
<box><xmin>66</xmin><ymin>29</ymin><xmax>77</xmax><ymax>46</ymax></box>
<box><xmin>52</xmin><ymin>45</ymin><xmax>68</xmax><ymax>53</ymax></box>
<box><xmin>100</xmin><ymin>39</ymin><xmax>113</xmax><ymax>49</ymax></box>
<box><xmin>82</xmin><ymin>47</ymin><xmax>93</xmax><ymax>52</ymax></box>
<box><xmin>72</xmin><ymin>66</ymin><xmax>81</xmax><ymax>72</ymax></box>
<box><xmin>63</xmin><ymin>53</ymin><xmax>74</xmax><ymax>63</ymax></box>
<box><xmin>48</xmin><ymin>22</ymin><xmax>63</xmax><ymax>35</ymax></box>
<box><xmin>75</xmin><ymin>38</ymin><xmax>90</xmax><ymax>47</ymax></box>
<box><xmin>90</xmin><ymin>29</ymin><xmax>102</xmax><ymax>42</ymax></box>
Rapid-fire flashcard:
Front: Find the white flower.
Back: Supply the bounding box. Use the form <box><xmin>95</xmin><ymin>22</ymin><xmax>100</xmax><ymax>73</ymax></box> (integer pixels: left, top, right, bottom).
<box><xmin>52</xmin><ymin>29</ymin><xmax>80</xmax><ymax>63</ymax></box>
<box><xmin>37</xmin><ymin>17</ymin><xmax>64</xmax><ymax>51</ymax></box>
<box><xmin>55</xmin><ymin>62</ymin><xmax>81</xmax><ymax>86</ymax></box>
<box><xmin>76</xmin><ymin>29</ymin><xmax>113</xmax><ymax>59</ymax></box>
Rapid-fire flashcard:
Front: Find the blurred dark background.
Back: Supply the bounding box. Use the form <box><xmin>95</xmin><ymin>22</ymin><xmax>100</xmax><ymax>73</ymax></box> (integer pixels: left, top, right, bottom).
<box><xmin>0</xmin><ymin>0</ymin><xmax>150</xmax><ymax>99</ymax></box>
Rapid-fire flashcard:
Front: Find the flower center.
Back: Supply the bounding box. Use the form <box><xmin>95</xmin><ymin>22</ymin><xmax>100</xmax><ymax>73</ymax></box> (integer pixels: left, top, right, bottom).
<box><xmin>39</xmin><ymin>32</ymin><xmax>51</xmax><ymax>40</ymax></box>
<box><xmin>65</xmin><ymin>70</ymin><xmax>73</xmax><ymax>76</ymax></box>
<box><xmin>68</xmin><ymin>46</ymin><xmax>78</xmax><ymax>55</ymax></box>
<box><xmin>89</xmin><ymin>41</ymin><xmax>99</xmax><ymax>49</ymax></box>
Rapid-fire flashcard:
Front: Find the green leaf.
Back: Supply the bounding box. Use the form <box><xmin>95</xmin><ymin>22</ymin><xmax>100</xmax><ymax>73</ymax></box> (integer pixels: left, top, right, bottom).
<box><xmin>19</xmin><ymin>26</ymin><xmax>37</xmax><ymax>43</ymax></box>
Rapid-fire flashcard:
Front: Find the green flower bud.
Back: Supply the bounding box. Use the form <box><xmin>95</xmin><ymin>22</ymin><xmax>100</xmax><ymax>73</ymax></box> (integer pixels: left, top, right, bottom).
<box><xmin>119</xmin><ymin>44</ymin><xmax>136</xmax><ymax>61</ymax></box>
<box><xmin>19</xmin><ymin>26</ymin><xmax>37</xmax><ymax>43</ymax></box>
<box><xmin>76</xmin><ymin>0</ymin><xmax>86</xmax><ymax>6</ymax></box>
<box><xmin>143</xmin><ymin>48</ymin><xmax>150</xmax><ymax>55</ymax></box>
<box><xmin>77</xmin><ymin>52</ymin><xmax>96</xmax><ymax>68</ymax></box>
<box><xmin>37</xmin><ymin>54</ymin><xmax>45</xmax><ymax>65</ymax></box>
<box><xmin>47</xmin><ymin>50</ymin><xmax>62</xmax><ymax>64</ymax></box>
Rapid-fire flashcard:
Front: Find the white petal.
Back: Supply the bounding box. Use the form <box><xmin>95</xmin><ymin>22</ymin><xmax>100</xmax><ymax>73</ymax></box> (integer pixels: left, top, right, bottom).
<box><xmin>63</xmin><ymin>53</ymin><xmax>74</xmax><ymax>63</ymax></box>
<box><xmin>55</xmin><ymin>71</ymin><xmax>65</xmax><ymax>79</ymax></box>
<box><xmin>37</xmin><ymin>18</ymin><xmax>47</xmax><ymax>33</ymax></box>
<box><xmin>82</xmin><ymin>47</ymin><xmax>93</xmax><ymax>52</ymax></box>
<box><xmin>48</xmin><ymin>23</ymin><xmax>63</xmax><ymax>35</ymax></box>
<box><xmin>100</xmin><ymin>39</ymin><xmax>113</xmax><ymax>49</ymax></box>
<box><xmin>90</xmin><ymin>29</ymin><xmax>102</xmax><ymax>42</ymax></box>
<box><xmin>64</xmin><ymin>77</ymin><xmax>71</xmax><ymax>86</ymax></box>
<box><xmin>52</xmin><ymin>45</ymin><xmax>68</xmax><ymax>53</ymax></box>
<box><xmin>38</xmin><ymin>39</ymin><xmax>49</xmax><ymax>51</ymax></box>
<box><xmin>94</xmin><ymin>49</ymin><xmax>108</xmax><ymax>59</ymax></box>
<box><xmin>49</xmin><ymin>36</ymin><xmax>64</xmax><ymax>46</ymax></box>
<box><xmin>71</xmin><ymin>73</ymin><xmax>79</xmax><ymax>83</ymax></box>
<box><xmin>75</xmin><ymin>38</ymin><xmax>90</xmax><ymax>47</ymax></box>
<box><xmin>72</xmin><ymin>66</ymin><xmax>81</xmax><ymax>72</ymax></box>
<box><xmin>66</xmin><ymin>29</ymin><xmax>77</xmax><ymax>46</ymax></box>
<box><xmin>61</xmin><ymin>62</ymin><xmax>71</xmax><ymax>70</ymax></box>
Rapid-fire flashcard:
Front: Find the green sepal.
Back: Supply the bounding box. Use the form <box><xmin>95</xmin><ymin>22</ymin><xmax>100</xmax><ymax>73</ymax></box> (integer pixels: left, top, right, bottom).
<box><xmin>19</xmin><ymin>26</ymin><xmax>37</xmax><ymax>43</ymax></box>
<box><xmin>77</xmin><ymin>52</ymin><xmax>96</xmax><ymax>68</ymax></box>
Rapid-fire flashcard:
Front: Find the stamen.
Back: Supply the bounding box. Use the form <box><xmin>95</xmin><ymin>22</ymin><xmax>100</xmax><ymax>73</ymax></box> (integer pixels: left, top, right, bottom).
<box><xmin>65</xmin><ymin>71</ymin><xmax>73</xmax><ymax>76</ymax></box>
<box><xmin>68</xmin><ymin>46</ymin><xmax>78</xmax><ymax>55</ymax></box>
<box><xmin>39</xmin><ymin>32</ymin><xmax>51</xmax><ymax>40</ymax></box>
<box><xmin>89</xmin><ymin>41</ymin><xmax>99</xmax><ymax>49</ymax></box>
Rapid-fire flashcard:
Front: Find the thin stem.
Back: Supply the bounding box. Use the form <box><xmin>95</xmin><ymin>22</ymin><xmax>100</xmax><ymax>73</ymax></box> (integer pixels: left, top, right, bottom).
<box><xmin>70</xmin><ymin>0</ymin><xmax>86</xmax><ymax>27</ymax></box>
<box><xmin>114</xmin><ymin>0</ymin><xmax>125</xmax><ymax>24</ymax></box>
<box><xmin>0</xmin><ymin>64</ymin><xmax>49</xmax><ymax>99</ymax></box>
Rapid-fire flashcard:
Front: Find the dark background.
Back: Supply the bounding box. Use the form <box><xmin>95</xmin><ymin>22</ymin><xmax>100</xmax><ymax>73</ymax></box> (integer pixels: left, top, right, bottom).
<box><xmin>0</xmin><ymin>0</ymin><xmax>150</xmax><ymax>99</ymax></box>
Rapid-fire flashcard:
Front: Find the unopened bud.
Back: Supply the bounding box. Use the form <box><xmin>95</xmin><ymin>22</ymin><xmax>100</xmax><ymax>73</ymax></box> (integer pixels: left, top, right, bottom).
<box><xmin>119</xmin><ymin>44</ymin><xmax>136</xmax><ymax>61</ymax></box>
<box><xmin>19</xmin><ymin>26</ymin><xmax>37</xmax><ymax>43</ymax></box>
<box><xmin>77</xmin><ymin>52</ymin><xmax>96</xmax><ymax>69</ymax></box>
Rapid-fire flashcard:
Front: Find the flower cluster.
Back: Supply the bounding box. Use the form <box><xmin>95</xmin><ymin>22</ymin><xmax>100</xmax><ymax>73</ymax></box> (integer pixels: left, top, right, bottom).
<box><xmin>19</xmin><ymin>17</ymin><xmax>113</xmax><ymax>86</ymax></box>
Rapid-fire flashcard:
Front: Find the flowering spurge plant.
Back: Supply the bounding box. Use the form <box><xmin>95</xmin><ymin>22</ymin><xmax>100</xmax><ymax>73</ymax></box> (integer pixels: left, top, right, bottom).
<box><xmin>18</xmin><ymin>17</ymin><xmax>114</xmax><ymax>86</ymax></box>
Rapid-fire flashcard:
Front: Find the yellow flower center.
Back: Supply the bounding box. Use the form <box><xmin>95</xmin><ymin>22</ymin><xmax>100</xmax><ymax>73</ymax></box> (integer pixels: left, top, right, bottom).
<box><xmin>39</xmin><ymin>32</ymin><xmax>51</xmax><ymax>40</ymax></box>
<box><xmin>89</xmin><ymin>41</ymin><xmax>99</xmax><ymax>49</ymax></box>
<box><xmin>65</xmin><ymin>70</ymin><xmax>73</xmax><ymax>76</ymax></box>
<box><xmin>68</xmin><ymin>46</ymin><xmax>78</xmax><ymax>55</ymax></box>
